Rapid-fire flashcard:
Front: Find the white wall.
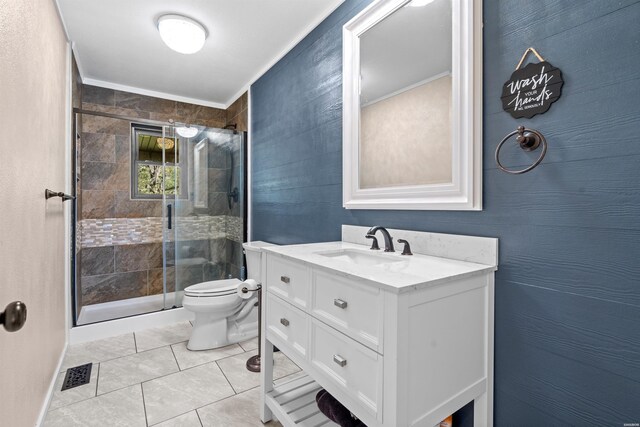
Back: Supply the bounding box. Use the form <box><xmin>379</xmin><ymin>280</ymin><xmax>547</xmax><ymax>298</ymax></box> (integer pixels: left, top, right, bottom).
<box><xmin>0</xmin><ymin>0</ymin><xmax>69</xmax><ymax>425</ymax></box>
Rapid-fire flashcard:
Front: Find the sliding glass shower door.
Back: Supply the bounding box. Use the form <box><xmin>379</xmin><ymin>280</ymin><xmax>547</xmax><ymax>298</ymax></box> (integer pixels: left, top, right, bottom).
<box><xmin>162</xmin><ymin>125</ymin><xmax>246</xmax><ymax>310</ymax></box>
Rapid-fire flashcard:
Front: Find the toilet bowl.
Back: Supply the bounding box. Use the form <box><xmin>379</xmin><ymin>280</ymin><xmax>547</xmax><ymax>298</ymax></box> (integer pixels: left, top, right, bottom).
<box><xmin>182</xmin><ymin>241</ymin><xmax>275</xmax><ymax>351</ymax></box>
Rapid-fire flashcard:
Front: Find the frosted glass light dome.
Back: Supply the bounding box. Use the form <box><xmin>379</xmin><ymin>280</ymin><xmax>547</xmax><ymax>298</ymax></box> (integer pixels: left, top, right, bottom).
<box><xmin>176</xmin><ymin>126</ymin><xmax>199</xmax><ymax>138</ymax></box>
<box><xmin>157</xmin><ymin>15</ymin><xmax>207</xmax><ymax>54</ymax></box>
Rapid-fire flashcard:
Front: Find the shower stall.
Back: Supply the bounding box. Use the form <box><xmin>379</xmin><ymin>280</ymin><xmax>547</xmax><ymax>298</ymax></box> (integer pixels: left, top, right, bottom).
<box><xmin>73</xmin><ymin>110</ymin><xmax>246</xmax><ymax>325</ymax></box>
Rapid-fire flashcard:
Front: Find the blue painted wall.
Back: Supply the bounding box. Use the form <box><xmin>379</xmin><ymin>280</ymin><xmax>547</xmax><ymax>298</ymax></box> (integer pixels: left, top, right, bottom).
<box><xmin>251</xmin><ymin>0</ymin><xmax>640</xmax><ymax>424</ymax></box>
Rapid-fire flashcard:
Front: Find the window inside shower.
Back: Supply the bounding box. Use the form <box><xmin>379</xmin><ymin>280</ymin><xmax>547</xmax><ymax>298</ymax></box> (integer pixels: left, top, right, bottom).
<box><xmin>73</xmin><ymin>111</ymin><xmax>246</xmax><ymax>326</ymax></box>
<box><xmin>131</xmin><ymin>124</ymin><xmax>186</xmax><ymax>199</ymax></box>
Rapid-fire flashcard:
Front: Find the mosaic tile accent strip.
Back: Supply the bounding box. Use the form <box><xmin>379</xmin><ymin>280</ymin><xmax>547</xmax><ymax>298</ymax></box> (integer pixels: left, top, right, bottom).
<box><xmin>79</xmin><ymin>216</ymin><xmax>235</xmax><ymax>248</ymax></box>
<box><xmin>79</xmin><ymin>218</ymin><xmax>161</xmax><ymax>247</ymax></box>
<box><xmin>175</xmin><ymin>216</ymin><xmax>226</xmax><ymax>242</ymax></box>
<box><xmin>226</xmin><ymin>216</ymin><xmax>244</xmax><ymax>243</ymax></box>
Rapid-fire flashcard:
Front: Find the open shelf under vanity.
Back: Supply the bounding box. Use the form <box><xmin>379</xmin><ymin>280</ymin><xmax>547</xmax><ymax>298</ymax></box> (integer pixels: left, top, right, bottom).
<box><xmin>266</xmin><ymin>373</ymin><xmax>338</xmax><ymax>427</ymax></box>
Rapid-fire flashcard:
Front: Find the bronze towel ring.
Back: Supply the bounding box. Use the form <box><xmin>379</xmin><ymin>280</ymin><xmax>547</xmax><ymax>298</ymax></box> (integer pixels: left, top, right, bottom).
<box><xmin>495</xmin><ymin>126</ymin><xmax>548</xmax><ymax>174</ymax></box>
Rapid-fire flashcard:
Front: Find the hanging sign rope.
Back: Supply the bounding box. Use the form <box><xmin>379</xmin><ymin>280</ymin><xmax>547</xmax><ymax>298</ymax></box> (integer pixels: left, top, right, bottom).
<box><xmin>501</xmin><ymin>47</ymin><xmax>564</xmax><ymax>119</ymax></box>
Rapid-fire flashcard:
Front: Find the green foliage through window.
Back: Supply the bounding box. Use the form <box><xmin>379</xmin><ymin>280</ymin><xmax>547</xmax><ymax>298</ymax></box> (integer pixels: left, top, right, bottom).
<box><xmin>137</xmin><ymin>165</ymin><xmax>181</xmax><ymax>195</ymax></box>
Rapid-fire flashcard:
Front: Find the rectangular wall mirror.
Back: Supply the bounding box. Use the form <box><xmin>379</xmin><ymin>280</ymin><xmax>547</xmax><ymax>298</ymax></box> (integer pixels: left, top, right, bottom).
<box><xmin>343</xmin><ymin>0</ymin><xmax>482</xmax><ymax>210</ymax></box>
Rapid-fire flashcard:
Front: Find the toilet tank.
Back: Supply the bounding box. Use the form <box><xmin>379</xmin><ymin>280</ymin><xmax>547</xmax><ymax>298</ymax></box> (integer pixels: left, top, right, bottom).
<box><xmin>242</xmin><ymin>241</ymin><xmax>276</xmax><ymax>282</ymax></box>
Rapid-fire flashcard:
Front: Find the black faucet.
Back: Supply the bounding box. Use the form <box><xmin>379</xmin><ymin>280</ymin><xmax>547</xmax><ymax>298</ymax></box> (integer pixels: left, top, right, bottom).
<box><xmin>366</xmin><ymin>226</ymin><xmax>395</xmax><ymax>252</ymax></box>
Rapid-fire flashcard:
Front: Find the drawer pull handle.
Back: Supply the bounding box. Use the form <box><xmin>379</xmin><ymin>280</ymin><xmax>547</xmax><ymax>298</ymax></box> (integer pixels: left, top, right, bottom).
<box><xmin>334</xmin><ymin>299</ymin><xmax>348</xmax><ymax>309</ymax></box>
<box><xmin>280</xmin><ymin>318</ymin><xmax>290</xmax><ymax>327</ymax></box>
<box><xmin>333</xmin><ymin>354</ymin><xmax>347</xmax><ymax>367</ymax></box>
<box><xmin>280</xmin><ymin>276</ymin><xmax>290</xmax><ymax>284</ymax></box>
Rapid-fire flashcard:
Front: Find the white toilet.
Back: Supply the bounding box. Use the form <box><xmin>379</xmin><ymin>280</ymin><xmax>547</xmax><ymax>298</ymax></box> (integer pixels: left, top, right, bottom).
<box><xmin>182</xmin><ymin>241</ymin><xmax>274</xmax><ymax>351</ymax></box>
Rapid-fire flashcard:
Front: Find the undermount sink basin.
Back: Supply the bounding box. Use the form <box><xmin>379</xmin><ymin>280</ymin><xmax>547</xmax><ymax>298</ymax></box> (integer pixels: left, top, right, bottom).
<box><xmin>315</xmin><ymin>248</ymin><xmax>401</xmax><ymax>266</ymax></box>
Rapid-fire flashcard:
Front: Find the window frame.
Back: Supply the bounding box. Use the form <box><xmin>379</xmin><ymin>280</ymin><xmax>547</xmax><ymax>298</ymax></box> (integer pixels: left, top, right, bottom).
<box><xmin>130</xmin><ymin>124</ymin><xmax>188</xmax><ymax>200</ymax></box>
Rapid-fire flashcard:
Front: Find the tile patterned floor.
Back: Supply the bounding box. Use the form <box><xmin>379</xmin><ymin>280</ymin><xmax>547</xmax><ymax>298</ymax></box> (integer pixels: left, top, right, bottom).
<box><xmin>44</xmin><ymin>322</ymin><xmax>295</xmax><ymax>426</ymax></box>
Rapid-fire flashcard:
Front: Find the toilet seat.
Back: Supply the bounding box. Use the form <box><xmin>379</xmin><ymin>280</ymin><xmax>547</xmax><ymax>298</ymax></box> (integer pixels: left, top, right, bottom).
<box><xmin>184</xmin><ymin>278</ymin><xmax>242</xmax><ymax>297</ymax></box>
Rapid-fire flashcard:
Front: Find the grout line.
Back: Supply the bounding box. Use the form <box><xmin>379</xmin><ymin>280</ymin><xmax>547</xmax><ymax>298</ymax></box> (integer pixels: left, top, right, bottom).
<box><xmin>202</xmin><ymin>384</ymin><xmax>259</xmax><ymax>407</ymax></box>
<box><xmin>149</xmin><ymin>406</ymin><xmax>212</xmax><ymax>427</ymax></box>
<box><xmin>138</xmin><ymin>360</ymin><xmax>295</xmax><ymax>424</ymax></box>
<box><xmin>94</xmin><ymin>347</ymin><xmax>181</xmax><ymax>396</ymax></box>
<box><xmin>195</xmin><ymin>409</ymin><xmax>204</xmax><ymax>427</ymax></box>
<box><xmin>94</xmin><ymin>363</ymin><xmax>100</xmax><ymax>397</ymax></box>
<box><xmin>187</xmin><ymin>382</ymin><xmax>288</xmax><ymax>417</ymax></box>
<box><xmin>140</xmin><ymin>383</ymin><xmax>150</xmax><ymax>427</ymax></box>
<box><xmin>169</xmin><ymin>343</ymin><xmax>181</xmax><ymax>371</ymax></box>
<box><xmin>60</xmin><ymin>338</ymin><xmax>250</xmax><ymax>377</ymax></box>
<box><xmin>135</xmin><ymin>373</ymin><xmax>243</xmax><ymax>424</ymax></box>
<box><xmin>48</xmin><ymin>393</ymin><xmax>99</xmax><ymax>414</ymax></box>
<box><xmin>75</xmin><ymin>340</ymin><xmax>167</xmax><ymax>371</ymax></box>
<box><xmin>162</xmin><ymin>344</ymin><xmax>250</xmax><ymax>373</ymax></box>
<box><xmin>238</xmin><ymin>338</ymin><xmax>258</xmax><ymax>353</ymax></box>
<box><xmin>49</xmin><ymin>382</ymin><xmax>146</xmax><ymax>415</ymax></box>
<box><xmin>215</xmin><ymin>360</ymin><xmax>238</xmax><ymax>395</ymax></box>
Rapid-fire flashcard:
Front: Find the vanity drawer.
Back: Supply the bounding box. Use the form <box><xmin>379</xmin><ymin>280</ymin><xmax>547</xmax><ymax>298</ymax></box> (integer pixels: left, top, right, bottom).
<box><xmin>266</xmin><ymin>294</ymin><xmax>309</xmax><ymax>360</ymax></box>
<box><xmin>266</xmin><ymin>254</ymin><xmax>310</xmax><ymax>309</ymax></box>
<box><xmin>311</xmin><ymin>269</ymin><xmax>384</xmax><ymax>352</ymax></box>
<box><xmin>310</xmin><ymin>318</ymin><xmax>383</xmax><ymax>419</ymax></box>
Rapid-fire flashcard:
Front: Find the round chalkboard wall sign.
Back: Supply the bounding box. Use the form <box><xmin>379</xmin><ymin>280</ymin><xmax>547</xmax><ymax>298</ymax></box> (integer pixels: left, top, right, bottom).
<box><xmin>501</xmin><ymin>60</ymin><xmax>564</xmax><ymax>119</ymax></box>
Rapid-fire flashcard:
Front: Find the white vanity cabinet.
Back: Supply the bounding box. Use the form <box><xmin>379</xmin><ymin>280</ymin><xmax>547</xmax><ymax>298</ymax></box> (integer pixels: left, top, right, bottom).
<box><xmin>259</xmin><ymin>226</ymin><xmax>497</xmax><ymax>427</ymax></box>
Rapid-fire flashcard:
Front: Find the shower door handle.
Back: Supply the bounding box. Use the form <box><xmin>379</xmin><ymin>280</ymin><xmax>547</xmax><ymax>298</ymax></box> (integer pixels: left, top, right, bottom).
<box><xmin>167</xmin><ymin>204</ymin><xmax>172</xmax><ymax>230</ymax></box>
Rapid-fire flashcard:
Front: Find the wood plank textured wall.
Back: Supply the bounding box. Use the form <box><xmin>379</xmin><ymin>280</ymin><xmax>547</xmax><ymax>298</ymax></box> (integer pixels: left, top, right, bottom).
<box><xmin>251</xmin><ymin>0</ymin><xmax>640</xmax><ymax>424</ymax></box>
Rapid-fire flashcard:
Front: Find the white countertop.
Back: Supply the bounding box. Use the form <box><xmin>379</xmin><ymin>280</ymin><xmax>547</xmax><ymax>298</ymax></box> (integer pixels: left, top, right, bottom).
<box><xmin>262</xmin><ymin>241</ymin><xmax>497</xmax><ymax>294</ymax></box>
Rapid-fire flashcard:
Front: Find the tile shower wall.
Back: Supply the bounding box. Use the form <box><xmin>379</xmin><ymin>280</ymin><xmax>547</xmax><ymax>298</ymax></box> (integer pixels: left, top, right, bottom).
<box><xmin>77</xmin><ymin>85</ymin><xmax>245</xmax><ymax>307</ymax></box>
<box><xmin>250</xmin><ymin>0</ymin><xmax>640</xmax><ymax>425</ymax></box>
<box><xmin>226</xmin><ymin>92</ymin><xmax>249</xmax><ymax>132</ymax></box>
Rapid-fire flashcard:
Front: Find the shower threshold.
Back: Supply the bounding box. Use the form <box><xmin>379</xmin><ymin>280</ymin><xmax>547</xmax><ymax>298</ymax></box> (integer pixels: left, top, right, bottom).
<box><xmin>77</xmin><ymin>291</ymin><xmax>184</xmax><ymax>325</ymax></box>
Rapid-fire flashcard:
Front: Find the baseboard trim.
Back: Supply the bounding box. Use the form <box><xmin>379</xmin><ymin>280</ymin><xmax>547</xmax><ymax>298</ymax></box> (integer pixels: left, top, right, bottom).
<box><xmin>36</xmin><ymin>342</ymin><xmax>67</xmax><ymax>426</ymax></box>
<box><xmin>69</xmin><ymin>307</ymin><xmax>194</xmax><ymax>345</ymax></box>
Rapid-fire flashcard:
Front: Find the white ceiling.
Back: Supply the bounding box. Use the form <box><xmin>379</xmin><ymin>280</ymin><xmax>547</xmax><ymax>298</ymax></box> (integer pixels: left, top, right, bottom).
<box><xmin>56</xmin><ymin>0</ymin><xmax>346</xmax><ymax>108</ymax></box>
<box><xmin>360</xmin><ymin>0</ymin><xmax>451</xmax><ymax>104</ymax></box>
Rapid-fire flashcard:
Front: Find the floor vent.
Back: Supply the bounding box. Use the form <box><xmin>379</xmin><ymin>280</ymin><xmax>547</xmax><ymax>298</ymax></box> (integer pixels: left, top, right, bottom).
<box><xmin>61</xmin><ymin>363</ymin><xmax>92</xmax><ymax>391</ymax></box>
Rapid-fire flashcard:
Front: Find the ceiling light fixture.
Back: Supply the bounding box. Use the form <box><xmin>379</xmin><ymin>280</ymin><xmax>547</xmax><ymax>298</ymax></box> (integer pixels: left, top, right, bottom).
<box><xmin>157</xmin><ymin>14</ymin><xmax>207</xmax><ymax>54</ymax></box>
<box><xmin>176</xmin><ymin>125</ymin><xmax>199</xmax><ymax>138</ymax></box>
<box><xmin>405</xmin><ymin>0</ymin><xmax>435</xmax><ymax>7</ymax></box>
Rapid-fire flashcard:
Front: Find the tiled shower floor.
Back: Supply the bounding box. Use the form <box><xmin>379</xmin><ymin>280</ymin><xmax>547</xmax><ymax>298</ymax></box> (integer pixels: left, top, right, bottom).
<box><xmin>43</xmin><ymin>322</ymin><xmax>298</xmax><ymax>426</ymax></box>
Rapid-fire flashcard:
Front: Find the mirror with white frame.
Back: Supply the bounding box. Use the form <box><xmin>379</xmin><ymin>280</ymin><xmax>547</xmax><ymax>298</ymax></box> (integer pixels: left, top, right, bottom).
<box><xmin>343</xmin><ymin>0</ymin><xmax>482</xmax><ymax>210</ymax></box>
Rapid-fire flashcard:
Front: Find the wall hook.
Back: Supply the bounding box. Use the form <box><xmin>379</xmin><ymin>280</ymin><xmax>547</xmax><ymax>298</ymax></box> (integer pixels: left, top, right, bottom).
<box><xmin>495</xmin><ymin>126</ymin><xmax>548</xmax><ymax>174</ymax></box>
